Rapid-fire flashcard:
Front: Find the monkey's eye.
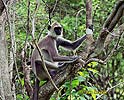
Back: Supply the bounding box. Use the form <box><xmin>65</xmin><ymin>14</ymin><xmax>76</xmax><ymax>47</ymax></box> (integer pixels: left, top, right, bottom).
<box><xmin>54</xmin><ymin>27</ymin><xmax>62</xmax><ymax>35</ymax></box>
<box><xmin>54</xmin><ymin>27</ymin><xmax>61</xmax><ymax>31</ymax></box>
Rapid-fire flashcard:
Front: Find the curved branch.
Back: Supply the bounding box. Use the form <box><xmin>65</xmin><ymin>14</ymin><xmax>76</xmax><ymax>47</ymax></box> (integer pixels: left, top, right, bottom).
<box><xmin>108</xmin><ymin>4</ymin><xmax>124</xmax><ymax>31</ymax></box>
<box><xmin>103</xmin><ymin>0</ymin><xmax>124</xmax><ymax>29</ymax></box>
<box><xmin>95</xmin><ymin>1</ymin><xmax>124</xmax><ymax>55</ymax></box>
<box><xmin>104</xmin><ymin>23</ymin><xmax>124</xmax><ymax>51</ymax></box>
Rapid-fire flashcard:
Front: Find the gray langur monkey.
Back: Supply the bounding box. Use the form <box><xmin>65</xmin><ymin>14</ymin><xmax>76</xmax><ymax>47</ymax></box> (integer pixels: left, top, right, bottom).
<box><xmin>31</xmin><ymin>22</ymin><xmax>93</xmax><ymax>100</ymax></box>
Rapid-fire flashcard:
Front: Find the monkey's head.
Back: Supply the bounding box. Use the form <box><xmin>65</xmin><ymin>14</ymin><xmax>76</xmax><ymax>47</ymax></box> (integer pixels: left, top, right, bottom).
<box><xmin>48</xmin><ymin>22</ymin><xmax>63</xmax><ymax>38</ymax></box>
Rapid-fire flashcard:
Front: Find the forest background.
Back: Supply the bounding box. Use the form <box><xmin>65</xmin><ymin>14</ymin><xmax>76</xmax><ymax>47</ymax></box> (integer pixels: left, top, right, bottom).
<box><xmin>0</xmin><ymin>0</ymin><xmax>124</xmax><ymax>100</ymax></box>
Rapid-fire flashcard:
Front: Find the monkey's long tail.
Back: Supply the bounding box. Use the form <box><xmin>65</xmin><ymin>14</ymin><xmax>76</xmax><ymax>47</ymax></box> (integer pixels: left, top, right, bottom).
<box><xmin>32</xmin><ymin>78</ymin><xmax>40</xmax><ymax>100</ymax></box>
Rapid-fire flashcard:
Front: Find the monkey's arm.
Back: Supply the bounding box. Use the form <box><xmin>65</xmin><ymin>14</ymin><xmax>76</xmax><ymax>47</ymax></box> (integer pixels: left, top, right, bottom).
<box><xmin>57</xmin><ymin>27</ymin><xmax>93</xmax><ymax>50</ymax></box>
<box><xmin>53</xmin><ymin>56</ymin><xmax>79</xmax><ymax>62</ymax></box>
<box><xmin>57</xmin><ymin>35</ymin><xmax>86</xmax><ymax>50</ymax></box>
<box><xmin>35</xmin><ymin>60</ymin><xmax>58</xmax><ymax>69</ymax></box>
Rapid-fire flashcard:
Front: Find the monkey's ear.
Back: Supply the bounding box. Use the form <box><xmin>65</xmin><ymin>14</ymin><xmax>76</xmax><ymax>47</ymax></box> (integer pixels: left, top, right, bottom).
<box><xmin>48</xmin><ymin>25</ymin><xmax>51</xmax><ymax>30</ymax></box>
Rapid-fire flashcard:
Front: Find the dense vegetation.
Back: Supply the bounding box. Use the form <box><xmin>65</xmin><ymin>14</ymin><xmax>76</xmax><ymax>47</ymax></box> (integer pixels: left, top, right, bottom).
<box><xmin>1</xmin><ymin>0</ymin><xmax>124</xmax><ymax>100</ymax></box>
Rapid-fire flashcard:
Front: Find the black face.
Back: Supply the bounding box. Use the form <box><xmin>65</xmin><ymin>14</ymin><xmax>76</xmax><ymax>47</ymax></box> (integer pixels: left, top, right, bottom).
<box><xmin>54</xmin><ymin>27</ymin><xmax>62</xmax><ymax>35</ymax></box>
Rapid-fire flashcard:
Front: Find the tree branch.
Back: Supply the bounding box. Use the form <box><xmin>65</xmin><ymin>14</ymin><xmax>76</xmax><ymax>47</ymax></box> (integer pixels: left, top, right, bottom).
<box><xmin>103</xmin><ymin>0</ymin><xmax>124</xmax><ymax>30</ymax></box>
<box><xmin>39</xmin><ymin>63</ymin><xmax>81</xmax><ymax>100</ymax></box>
<box><xmin>94</xmin><ymin>1</ymin><xmax>124</xmax><ymax>56</ymax></box>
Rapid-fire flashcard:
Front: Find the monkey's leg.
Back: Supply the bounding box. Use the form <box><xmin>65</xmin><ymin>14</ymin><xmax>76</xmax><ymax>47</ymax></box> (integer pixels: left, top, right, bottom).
<box><xmin>32</xmin><ymin>78</ymin><xmax>40</xmax><ymax>100</ymax></box>
<box><xmin>35</xmin><ymin>60</ymin><xmax>58</xmax><ymax>69</ymax></box>
<box><xmin>35</xmin><ymin>60</ymin><xmax>59</xmax><ymax>91</ymax></box>
<box><xmin>53</xmin><ymin>56</ymin><xmax>79</xmax><ymax>63</ymax></box>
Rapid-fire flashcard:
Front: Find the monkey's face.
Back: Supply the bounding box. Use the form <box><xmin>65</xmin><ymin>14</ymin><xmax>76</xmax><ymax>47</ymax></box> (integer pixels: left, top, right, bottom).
<box><xmin>48</xmin><ymin>22</ymin><xmax>63</xmax><ymax>38</ymax></box>
<box><xmin>54</xmin><ymin>27</ymin><xmax>62</xmax><ymax>35</ymax></box>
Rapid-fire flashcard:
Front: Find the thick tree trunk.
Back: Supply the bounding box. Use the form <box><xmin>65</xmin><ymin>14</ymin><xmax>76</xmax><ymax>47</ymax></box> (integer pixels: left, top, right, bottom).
<box><xmin>85</xmin><ymin>0</ymin><xmax>94</xmax><ymax>57</ymax></box>
<box><xmin>0</xmin><ymin>11</ymin><xmax>14</xmax><ymax>100</ymax></box>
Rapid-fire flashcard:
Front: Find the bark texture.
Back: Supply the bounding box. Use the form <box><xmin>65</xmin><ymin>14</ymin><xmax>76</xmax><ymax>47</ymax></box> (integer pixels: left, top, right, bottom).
<box><xmin>0</xmin><ymin>0</ymin><xmax>15</xmax><ymax>100</ymax></box>
<box><xmin>0</xmin><ymin>12</ymin><xmax>13</xmax><ymax>100</ymax></box>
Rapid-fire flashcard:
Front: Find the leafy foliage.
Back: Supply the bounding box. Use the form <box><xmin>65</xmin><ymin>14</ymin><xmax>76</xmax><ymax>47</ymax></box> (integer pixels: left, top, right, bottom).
<box><xmin>5</xmin><ymin>0</ymin><xmax>124</xmax><ymax>100</ymax></box>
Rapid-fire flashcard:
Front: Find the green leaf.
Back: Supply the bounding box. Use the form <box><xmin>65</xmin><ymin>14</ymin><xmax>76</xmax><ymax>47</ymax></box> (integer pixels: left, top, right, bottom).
<box><xmin>39</xmin><ymin>80</ymin><xmax>46</xmax><ymax>86</ymax></box>
<box><xmin>78</xmin><ymin>71</ymin><xmax>89</xmax><ymax>77</ymax></box>
<box><xmin>77</xmin><ymin>76</ymin><xmax>86</xmax><ymax>82</ymax></box>
<box><xmin>64</xmin><ymin>82</ymin><xmax>70</xmax><ymax>88</ymax></box>
<box><xmin>80</xmin><ymin>97</ymin><xmax>86</xmax><ymax>100</ymax></box>
<box><xmin>91</xmin><ymin>93</ymin><xmax>96</xmax><ymax>100</ymax></box>
<box><xmin>88</xmin><ymin>68</ymin><xmax>98</xmax><ymax>74</ymax></box>
<box><xmin>72</xmin><ymin>80</ymin><xmax>79</xmax><ymax>88</ymax></box>
<box><xmin>17</xmin><ymin>94</ymin><xmax>23</xmax><ymax>100</ymax></box>
<box><xmin>21</xmin><ymin>79</ymin><xmax>24</xmax><ymax>87</ymax></box>
<box><xmin>78</xmin><ymin>71</ymin><xmax>83</xmax><ymax>76</ymax></box>
<box><xmin>88</xmin><ymin>62</ymin><xmax>98</xmax><ymax>67</ymax></box>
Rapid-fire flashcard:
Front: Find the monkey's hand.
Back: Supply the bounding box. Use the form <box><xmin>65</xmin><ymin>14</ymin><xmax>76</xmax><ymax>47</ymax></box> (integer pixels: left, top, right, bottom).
<box><xmin>69</xmin><ymin>56</ymin><xmax>80</xmax><ymax>63</ymax></box>
<box><xmin>58</xmin><ymin>56</ymin><xmax>80</xmax><ymax>67</ymax></box>
<box><xmin>86</xmin><ymin>25</ymin><xmax>94</xmax><ymax>35</ymax></box>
